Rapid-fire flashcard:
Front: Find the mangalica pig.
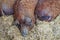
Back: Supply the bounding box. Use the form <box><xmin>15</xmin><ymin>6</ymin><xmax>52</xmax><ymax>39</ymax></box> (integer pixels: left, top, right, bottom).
<box><xmin>35</xmin><ymin>0</ymin><xmax>60</xmax><ymax>21</ymax></box>
<box><xmin>13</xmin><ymin>0</ymin><xmax>38</xmax><ymax>36</ymax></box>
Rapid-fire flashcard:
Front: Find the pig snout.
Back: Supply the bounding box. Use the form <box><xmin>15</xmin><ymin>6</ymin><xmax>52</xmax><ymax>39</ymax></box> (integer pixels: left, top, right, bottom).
<box><xmin>20</xmin><ymin>17</ymin><xmax>34</xmax><ymax>36</ymax></box>
<box><xmin>21</xmin><ymin>26</ymin><xmax>28</xmax><ymax>37</ymax></box>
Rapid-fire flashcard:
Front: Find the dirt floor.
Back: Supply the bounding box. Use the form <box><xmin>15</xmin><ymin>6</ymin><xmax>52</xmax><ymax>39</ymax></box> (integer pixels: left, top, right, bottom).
<box><xmin>0</xmin><ymin>14</ymin><xmax>60</xmax><ymax>40</ymax></box>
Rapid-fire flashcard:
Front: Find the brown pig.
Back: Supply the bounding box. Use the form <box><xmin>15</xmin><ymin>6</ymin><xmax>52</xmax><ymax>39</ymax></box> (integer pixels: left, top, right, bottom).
<box><xmin>35</xmin><ymin>0</ymin><xmax>60</xmax><ymax>21</ymax></box>
<box><xmin>13</xmin><ymin>0</ymin><xmax>38</xmax><ymax>36</ymax></box>
<box><xmin>1</xmin><ymin>0</ymin><xmax>16</xmax><ymax>15</ymax></box>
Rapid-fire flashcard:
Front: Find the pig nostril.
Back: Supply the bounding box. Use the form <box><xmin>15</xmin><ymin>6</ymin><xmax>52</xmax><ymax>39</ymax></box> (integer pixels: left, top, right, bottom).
<box><xmin>40</xmin><ymin>16</ymin><xmax>51</xmax><ymax>21</ymax></box>
<box><xmin>21</xmin><ymin>28</ymin><xmax>28</xmax><ymax>37</ymax></box>
<box><xmin>25</xmin><ymin>17</ymin><xmax>32</xmax><ymax>23</ymax></box>
<box><xmin>24</xmin><ymin>16</ymin><xmax>33</xmax><ymax>26</ymax></box>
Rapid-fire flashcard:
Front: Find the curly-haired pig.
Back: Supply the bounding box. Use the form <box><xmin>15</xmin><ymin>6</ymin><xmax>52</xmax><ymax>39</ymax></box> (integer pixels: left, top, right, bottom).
<box><xmin>35</xmin><ymin>0</ymin><xmax>60</xmax><ymax>21</ymax></box>
<box><xmin>13</xmin><ymin>0</ymin><xmax>38</xmax><ymax>36</ymax></box>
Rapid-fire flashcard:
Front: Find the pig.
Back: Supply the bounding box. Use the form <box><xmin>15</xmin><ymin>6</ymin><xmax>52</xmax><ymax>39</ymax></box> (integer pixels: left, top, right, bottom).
<box><xmin>1</xmin><ymin>0</ymin><xmax>16</xmax><ymax>15</ymax></box>
<box><xmin>13</xmin><ymin>0</ymin><xmax>38</xmax><ymax>36</ymax></box>
<box><xmin>35</xmin><ymin>0</ymin><xmax>60</xmax><ymax>21</ymax></box>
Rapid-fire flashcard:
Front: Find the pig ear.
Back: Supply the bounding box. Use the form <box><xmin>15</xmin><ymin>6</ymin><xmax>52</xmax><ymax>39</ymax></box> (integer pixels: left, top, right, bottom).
<box><xmin>12</xmin><ymin>19</ymin><xmax>20</xmax><ymax>26</ymax></box>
